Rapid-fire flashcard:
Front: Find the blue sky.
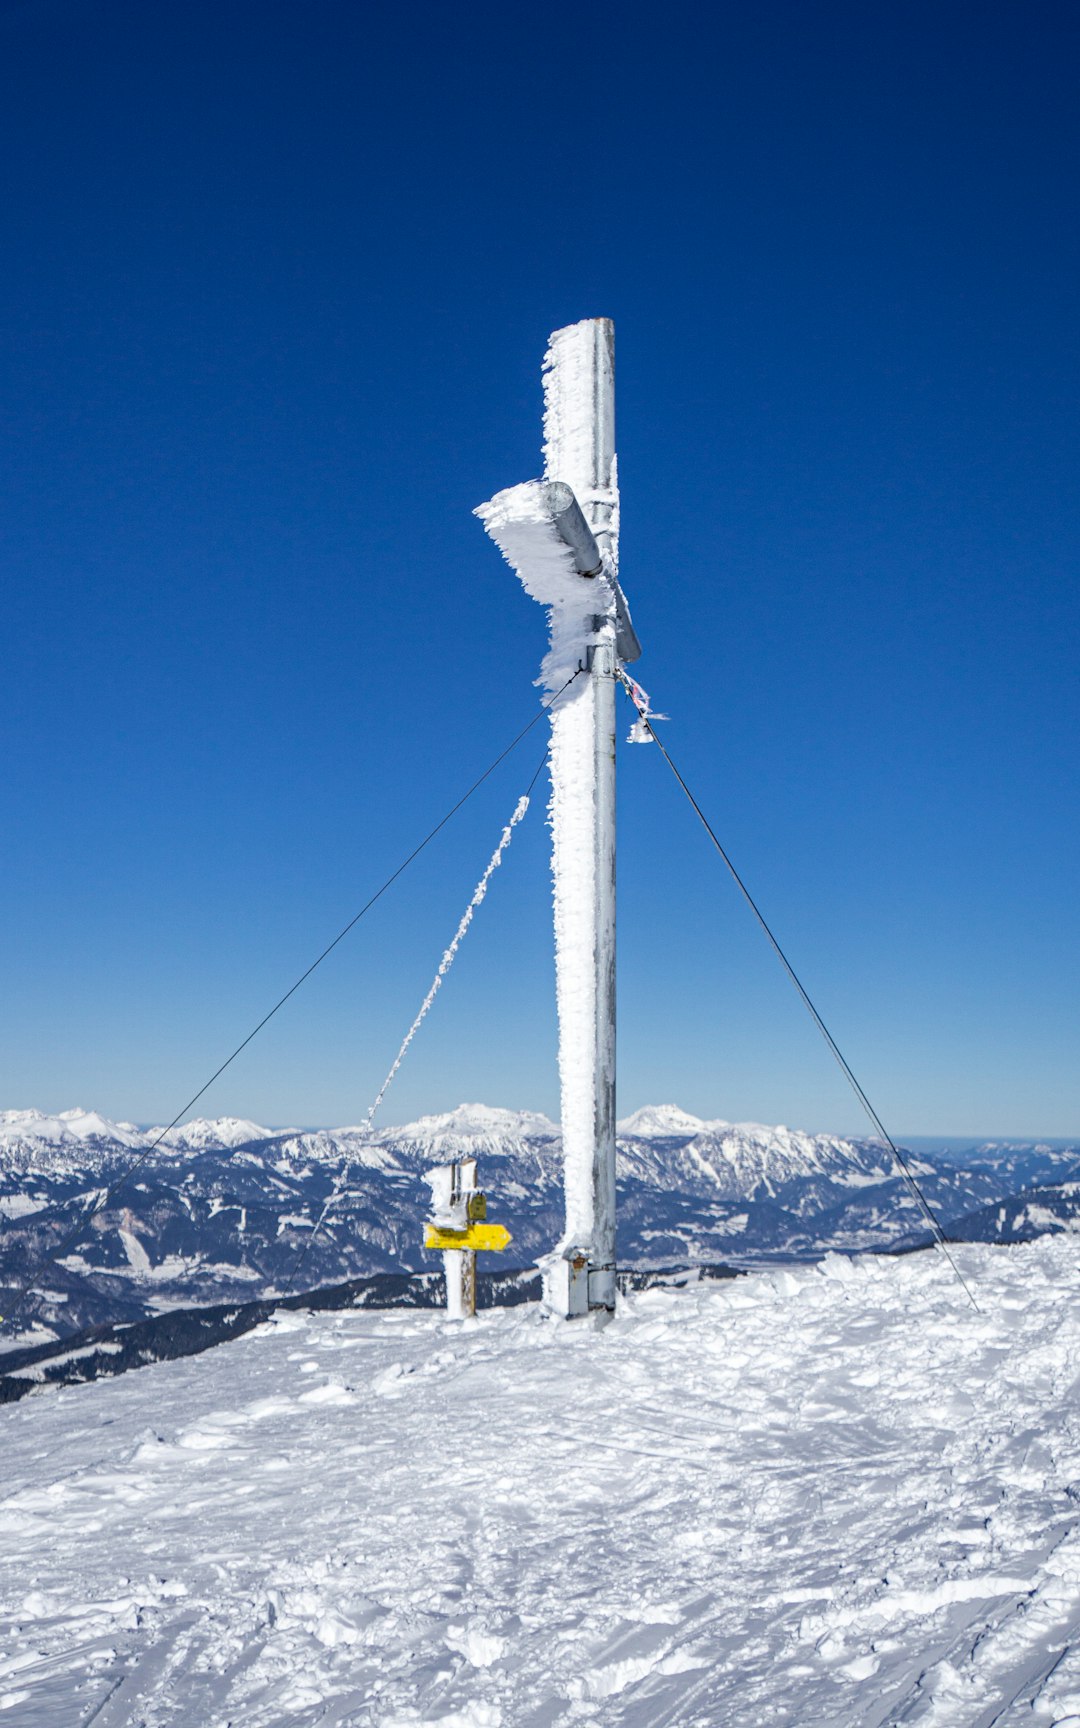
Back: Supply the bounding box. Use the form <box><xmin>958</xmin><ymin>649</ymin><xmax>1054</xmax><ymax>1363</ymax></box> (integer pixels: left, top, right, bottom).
<box><xmin>2</xmin><ymin>0</ymin><xmax>1077</xmax><ymax>1136</ymax></box>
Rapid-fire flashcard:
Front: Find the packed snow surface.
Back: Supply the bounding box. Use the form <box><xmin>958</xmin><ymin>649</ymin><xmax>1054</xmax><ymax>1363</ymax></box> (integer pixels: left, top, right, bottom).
<box><xmin>5</xmin><ymin>1240</ymin><xmax>1080</xmax><ymax>1725</ymax></box>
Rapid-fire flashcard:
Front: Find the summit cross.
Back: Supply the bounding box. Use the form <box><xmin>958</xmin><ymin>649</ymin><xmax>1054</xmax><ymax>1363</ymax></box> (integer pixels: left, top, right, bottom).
<box><xmin>477</xmin><ymin>318</ymin><xmax>641</xmax><ymax>1319</ymax></box>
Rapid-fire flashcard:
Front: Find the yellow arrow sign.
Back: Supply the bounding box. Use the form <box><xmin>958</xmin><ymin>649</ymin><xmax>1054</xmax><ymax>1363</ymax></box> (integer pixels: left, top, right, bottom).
<box><xmin>424</xmin><ymin>1222</ymin><xmax>512</xmax><ymax>1253</ymax></box>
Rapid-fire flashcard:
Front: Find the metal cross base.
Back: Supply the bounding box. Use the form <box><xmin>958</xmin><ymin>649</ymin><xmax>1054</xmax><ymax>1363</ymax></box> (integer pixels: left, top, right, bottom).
<box><xmin>541</xmin><ymin>1247</ymin><xmax>616</xmax><ymax>1319</ymax></box>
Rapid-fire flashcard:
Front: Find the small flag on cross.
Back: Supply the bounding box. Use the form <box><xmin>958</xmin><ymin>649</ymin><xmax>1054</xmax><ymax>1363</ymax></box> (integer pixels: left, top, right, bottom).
<box><xmin>622</xmin><ymin>674</ymin><xmax>668</xmax><ymax>743</ymax></box>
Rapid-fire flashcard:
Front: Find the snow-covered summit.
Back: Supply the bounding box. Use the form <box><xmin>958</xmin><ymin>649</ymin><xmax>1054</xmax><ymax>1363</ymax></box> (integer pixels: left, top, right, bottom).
<box><xmin>0</xmin><ymin>1108</ymin><xmax>143</xmax><ymax>1148</ymax></box>
<box><xmin>617</xmin><ymin>1103</ymin><xmax>715</xmax><ymax>1138</ymax></box>
<box><xmin>0</xmin><ymin>1109</ymin><xmax>275</xmax><ymax>1153</ymax></box>
<box><xmin>152</xmin><ymin>1116</ymin><xmax>272</xmax><ymax>1151</ymax></box>
<box><xmin>0</xmin><ymin>1101</ymin><xmax>894</xmax><ymax>1204</ymax></box>
<box><xmin>7</xmin><ymin>1239</ymin><xmax>1080</xmax><ymax>1726</ymax></box>
<box><xmin>682</xmin><ymin>1121</ymin><xmax>891</xmax><ymax>1202</ymax></box>
<box><xmin>0</xmin><ymin>1109</ymin><xmax>148</xmax><ymax>1174</ymax></box>
<box><xmin>379</xmin><ymin>1103</ymin><xmax>560</xmax><ymax>1161</ymax></box>
<box><xmin>610</xmin><ymin>1107</ymin><xmax>892</xmax><ymax>1202</ymax></box>
<box><xmin>0</xmin><ymin>1109</ymin><xmax>278</xmax><ymax>1168</ymax></box>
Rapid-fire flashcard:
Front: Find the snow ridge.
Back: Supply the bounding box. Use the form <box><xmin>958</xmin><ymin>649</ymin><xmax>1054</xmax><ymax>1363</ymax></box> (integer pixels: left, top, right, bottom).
<box><xmin>6</xmin><ymin>1240</ymin><xmax>1080</xmax><ymax>1725</ymax></box>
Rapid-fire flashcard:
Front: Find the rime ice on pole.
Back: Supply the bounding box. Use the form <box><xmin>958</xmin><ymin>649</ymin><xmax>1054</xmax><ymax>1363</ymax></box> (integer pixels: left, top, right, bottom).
<box><xmin>476</xmin><ymin>320</ymin><xmax>621</xmax><ymax>1311</ymax></box>
<box><xmin>474</xmin><ymin>481</ymin><xmax>613</xmax><ymax>694</ymax></box>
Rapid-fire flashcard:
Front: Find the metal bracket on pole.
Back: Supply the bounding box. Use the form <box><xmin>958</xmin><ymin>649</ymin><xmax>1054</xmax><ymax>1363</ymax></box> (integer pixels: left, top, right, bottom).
<box><xmin>543</xmin><ymin>479</ymin><xmax>641</xmax><ymax>665</ymax></box>
<box><xmin>542</xmin><ymin>481</ymin><xmax>603</xmax><ymax>576</ymax></box>
<box><xmin>538</xmin><ymin>1244</ymin><xmax>590</xmax><ymax>1317</ymax></box>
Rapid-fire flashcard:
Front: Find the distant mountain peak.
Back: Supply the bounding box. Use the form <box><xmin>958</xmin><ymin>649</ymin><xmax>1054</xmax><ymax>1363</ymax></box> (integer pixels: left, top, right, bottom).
<box><xmin>617</xmin><ymin>1104</ymin><xmax>714</xmax><ymax>1138</ymax></box>
<box><xmin>0</xmin><ymin>1108</ymin><xmax>143</xmax><ymax>1149</ymax></box>
<box><xmin>4</xmin><ymin>1097</ymin><xmax>1074</xmax><ymax>1351</ymax></box>
<box><xmin>156</xmin><ymin>1117</ymin><xmax>272</xmax><ymax>1151</ymax></box>
<box><xmin>391</xmin><ymin>1103</ymin><xmax>560</xmax><ymax>1144</ymax></box>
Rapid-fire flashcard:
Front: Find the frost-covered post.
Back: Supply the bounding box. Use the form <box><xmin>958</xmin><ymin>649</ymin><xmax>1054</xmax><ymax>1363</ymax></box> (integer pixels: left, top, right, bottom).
<box><xmin>425</xmin><ymin>1159</ymin><xmax>479</xmax><ymax>1319</ymax></box>
<box><xmin>423</xmin><ymin>1158</ymin><xmax>512</xmax><ymax>1317</ymax></box>
<box><xmin>544</xmin><ymin>320</ymin><xmax>618</xmax><ymax>1317</ymax></box>
<box><xmin>476</xmin><ymin>319</ymin><xmax>640</xmax><ymax>1320</ymax></box>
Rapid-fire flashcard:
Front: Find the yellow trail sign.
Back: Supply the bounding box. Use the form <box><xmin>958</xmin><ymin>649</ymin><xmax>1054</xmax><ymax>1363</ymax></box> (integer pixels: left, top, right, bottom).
<box><xmin>424</xmin><ymin>1222</ymin><xmax>512</xmax><ymax>1253</ymax></box>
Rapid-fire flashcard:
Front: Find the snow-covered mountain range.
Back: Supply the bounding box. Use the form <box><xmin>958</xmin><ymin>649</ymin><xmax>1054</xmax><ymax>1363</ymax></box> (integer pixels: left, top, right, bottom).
<box><xmin>2</xmin><ymin>1103</ymin><xmax>1077</xmax><ymax>1348</ymax></box>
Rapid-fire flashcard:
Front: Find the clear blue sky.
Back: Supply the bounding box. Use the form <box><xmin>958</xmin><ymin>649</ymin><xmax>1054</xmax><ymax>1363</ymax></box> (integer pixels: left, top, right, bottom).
<box><xmin>2</xmin><ymin>0</ymin><xmax>1077</xmax><ymax>1136</ymax></box>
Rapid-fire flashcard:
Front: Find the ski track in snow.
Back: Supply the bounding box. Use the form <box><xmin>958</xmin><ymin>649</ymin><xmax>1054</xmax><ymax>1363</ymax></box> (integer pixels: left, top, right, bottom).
<box><xmin>4</xmin><ymin>1243</ymin><xmax>1080</xmax><ymax>1726</ymax></box>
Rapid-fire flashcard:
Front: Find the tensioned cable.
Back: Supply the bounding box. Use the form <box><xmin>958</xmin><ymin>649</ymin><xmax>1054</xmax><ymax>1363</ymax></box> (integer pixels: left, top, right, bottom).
<box><xmin>0</xmin><ymin>677</ymin><xmax>581</xmax><ymax>1330</ymax></box>
<box><xmin>618</xmin><ymin>672</ymin><xmax>980</xmax><ymax>1313</ymax></box>
<box><xmin>280</xmin><ymin>745</ymin><xmax>550</xmax><ymax>1297</ymax></box>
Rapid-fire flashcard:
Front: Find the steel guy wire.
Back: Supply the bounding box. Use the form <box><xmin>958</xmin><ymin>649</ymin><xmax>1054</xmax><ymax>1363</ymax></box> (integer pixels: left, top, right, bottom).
<box><xmin>0</xmin><ymin>676</ymin><xmax>582</xmax><ymax>1329</ymax></box>
<box><xmin>617</xmin><ymin>670</ymin><xmax>980</xmax><ymax>1313</ymax></box>
<box><xmin>281</xmin><ymin>745</ymin><xmax>549</xmax><ymax>1297</ymax></box>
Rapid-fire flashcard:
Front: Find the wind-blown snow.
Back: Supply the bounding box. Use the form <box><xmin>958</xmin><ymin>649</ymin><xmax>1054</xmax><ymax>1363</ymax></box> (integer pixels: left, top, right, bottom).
<box><xmin>5</xmin><ymin>1241</ymin><xmax>1080</xmax><ymax>1724</ymax></box>
<box><xmin>364</xmin><ymin>796</ymin><xmax>531</xmax><ymax>1128</ymax></box>
<box><xmin>542</xmin><ymin>323</ymin><xmax>618</xmax><ymax>1268</ymax></box>
<box><xmin>471</xmin><ymin>493</ymin><xmax>603</xmax><ymax>1246</ymax></box>
<box><xmin>300</xmin><ymin>800</ymin><xmax>534</xmax><ymax>1260</ymax></box>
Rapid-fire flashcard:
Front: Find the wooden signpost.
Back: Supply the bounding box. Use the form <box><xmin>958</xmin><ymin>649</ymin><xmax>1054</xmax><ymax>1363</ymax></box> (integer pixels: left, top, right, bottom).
<box><xmin>423</xmin><ymin>1159</ymin><xmax>511</xmax><ymax>1318</ymax></box>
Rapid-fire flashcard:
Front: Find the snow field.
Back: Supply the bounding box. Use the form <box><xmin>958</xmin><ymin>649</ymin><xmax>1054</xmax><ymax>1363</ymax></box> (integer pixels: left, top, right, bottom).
<box><xmin>4</xmin><ymin>1242</ymin><xmax>1080</xmax><ymax>1724</ymax></box>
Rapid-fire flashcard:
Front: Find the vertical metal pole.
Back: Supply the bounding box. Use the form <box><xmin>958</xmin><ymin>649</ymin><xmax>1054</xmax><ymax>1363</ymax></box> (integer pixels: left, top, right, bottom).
<box><xmin>542</xmin><ymin>318</ymin><xmax>619</xmax><ymax>1315</ymax></box>
<box><xmin>590</xmin><ymin>624</ymin><xmax>617</xmax><ymax>1311</ymax></box>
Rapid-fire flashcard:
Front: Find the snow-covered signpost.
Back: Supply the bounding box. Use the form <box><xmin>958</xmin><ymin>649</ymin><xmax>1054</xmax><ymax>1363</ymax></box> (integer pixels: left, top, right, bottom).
<box><xmin>477</xmin><ymin>319</ymin><xmax>640</xmax><ymax>1320</ymax></box>
<box><xmin>424</xmin><ymin>1159</ymin><xmax>511</xmax><ymax>1318</ymax></box>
